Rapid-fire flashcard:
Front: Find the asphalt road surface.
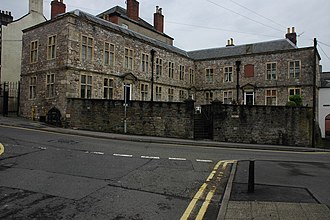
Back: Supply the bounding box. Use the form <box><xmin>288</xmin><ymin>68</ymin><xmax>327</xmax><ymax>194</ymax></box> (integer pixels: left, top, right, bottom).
<box><xmin>0</xmin><ymin>125</ymin><xmax>329</xmax><ymax>219</ymax></box>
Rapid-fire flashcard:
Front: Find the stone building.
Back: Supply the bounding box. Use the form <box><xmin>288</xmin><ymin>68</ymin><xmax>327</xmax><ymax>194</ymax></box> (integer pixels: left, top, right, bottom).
<box><xmin>19</xmin><ymin>0</ymin><xmax>321</xmax><ymax>122</ymax></box>
<box><xmin>0</xmin><ymin>0</ymin><xmax>46</xmax><ymax>83</ymax></box>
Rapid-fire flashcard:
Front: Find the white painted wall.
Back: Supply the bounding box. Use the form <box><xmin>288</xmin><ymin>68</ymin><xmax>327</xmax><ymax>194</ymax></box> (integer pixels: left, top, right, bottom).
<box><xmin>318</xmin><ymin>87</ymin><xmax>330</xmax><ymax>138</ymax></box>
<box><xmin>0</xmin><ymin>0</ymin><xmax>46</xmax><ymax>83</ymax></box>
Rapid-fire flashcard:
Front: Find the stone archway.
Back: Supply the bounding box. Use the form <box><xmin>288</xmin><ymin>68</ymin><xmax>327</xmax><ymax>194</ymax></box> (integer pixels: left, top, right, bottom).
<box><xmin>47</xmin><ymin>107</ymin><xmax>62</xmax><ymax>126</ymax></box>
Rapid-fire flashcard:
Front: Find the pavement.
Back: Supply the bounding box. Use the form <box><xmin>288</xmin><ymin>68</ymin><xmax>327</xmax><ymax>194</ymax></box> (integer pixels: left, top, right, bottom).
<box><xmin>1</xmin><ymin>115</ymin><xmax>330</xmax><ymax>220</ymax></box>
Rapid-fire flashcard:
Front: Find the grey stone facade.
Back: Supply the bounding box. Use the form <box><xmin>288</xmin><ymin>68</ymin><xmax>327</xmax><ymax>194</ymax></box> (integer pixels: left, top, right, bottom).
<box><xmin>18</xmin><ymin>7</ymin><xmax>320</xmax><ymax>146</ymax></box>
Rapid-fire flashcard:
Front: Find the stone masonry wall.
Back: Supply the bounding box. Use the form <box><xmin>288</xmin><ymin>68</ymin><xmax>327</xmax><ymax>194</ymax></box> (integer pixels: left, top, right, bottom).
<box><xmin>65</xmin><ymin>98</ymin><xmax>195</xmax><ymax>139</ymax></box>
<box><xmin>211</xmin><ymin>103</ymin><xmax>313</xmax><ymax>147</ymax></box>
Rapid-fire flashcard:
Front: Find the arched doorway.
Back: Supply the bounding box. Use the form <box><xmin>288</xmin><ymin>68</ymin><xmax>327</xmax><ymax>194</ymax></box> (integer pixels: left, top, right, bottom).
<box><xmin>47</xmin><ymin>107</ymin><xmax>62</xmax><ymax>126</ymax></box>
<box><xmin>325</xmin><ymin>114</ymin><xmax>330</xmax><ymax>137</ymax></box>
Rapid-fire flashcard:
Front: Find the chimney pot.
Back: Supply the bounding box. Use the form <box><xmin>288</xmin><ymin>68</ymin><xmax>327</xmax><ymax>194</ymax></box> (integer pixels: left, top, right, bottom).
<box><xmin>154</xmin><ymin>5</ymin><xmax>164</xmax><ymax>33</ymax></box>
<box><xmin>285</xmin><ymin>27</ymin><xmax>297</xmax><ymax>45</ymax></box>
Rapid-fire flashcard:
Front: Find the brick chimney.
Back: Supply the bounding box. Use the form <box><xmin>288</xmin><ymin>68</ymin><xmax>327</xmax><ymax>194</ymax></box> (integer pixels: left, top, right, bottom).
<box><xmin>51</xmin><ymin>0</ymin><xmax>66</xmax><ymax>19</ymax></box>
<box><xmin>154</xmin><ymin>6</ymin><xmax>164</xmax><ymax>33</ymax></box>
<box><xmin>127</xmin><ymin>0</ymin><xmax>139</xmax><ymax>21</ymax></box>
<box><xmin>285</xmin><ymin>27</ymin><xmax>297</xmax><ymax>45</ymax></box>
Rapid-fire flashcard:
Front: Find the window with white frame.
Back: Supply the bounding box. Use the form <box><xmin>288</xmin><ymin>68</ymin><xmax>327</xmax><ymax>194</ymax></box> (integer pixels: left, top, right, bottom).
<box><xmin>81</xmin><ymin>75</ymin><xmax>92</xmax><ymax>99</ymax></box>
<box><xmin>288</xmin><ymin>60</ymin><xmax>300</xmax><ymax>79</ymax></box>
<box><xmin>29</xmin><ymin>76</ymin><xmax>37</xmax><ymax>99</ymax></box>
<box><xmin>104</xmin><ymin>42</ymin><xmax>115</xmax><ymax>66</ymax></box>
<box><xmin>266</xmin><ymin>62</ymin><xmax>277</xmax><ymax>80</ymax></box>
<box><xmin>46</xmin><ymin>73</ymin><xmax>55</xmax><ymax>98</ymax></box>
<box><xmin>223</xmin><ymin>90</ymin><xmax>233</xmax><ymax>104</ymax></box>
<box><xmin>265</xmin><ymin>89</ymin><xmax>277</xmax><ymax>105</ymax></box>
<box><xmin>124</xmin><ymin>48</ymin><xmax>133</xmax><ymax>70</ymax></box>
<box><xmin>47</xmin><ymin>35</ymin><xmax>56</xmax><ymax>60</ymax></box>
<box><xmin>205</xmin><ymin>68</ymin><xmax>213</xmax><ymax>83</ymax></box>
<box><xmin>104</xmin><ymin>78</ymin><xmax>114</xmax><ymax>99</ymax></box>
<box><xmin>141</xmin><ymin>53</ymin><xmax>149</xmax><ymax>73</ymax></box>
<box><xmin>224</xmin><ymin>66</ymin><xmax>233</xmax><ymax>82</ymax></box>
<box><xmin>141</xmin><ymin>83</ymin><xmax>149</xmax><ymax>101</ymax></box>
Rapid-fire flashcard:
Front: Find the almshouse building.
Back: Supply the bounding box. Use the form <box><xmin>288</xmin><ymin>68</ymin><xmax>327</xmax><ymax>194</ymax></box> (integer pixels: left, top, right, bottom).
<box><xmin>19</xmin><ymin>0</ymin><xmax>321</xmax><ymax>122</ymax></box>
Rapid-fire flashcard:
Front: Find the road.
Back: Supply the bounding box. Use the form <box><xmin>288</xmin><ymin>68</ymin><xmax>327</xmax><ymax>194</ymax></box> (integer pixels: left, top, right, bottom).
<box><xmin>0</xmin><ymin>125</ymin><xmax>330</xmax><ymax>219</ymax></box>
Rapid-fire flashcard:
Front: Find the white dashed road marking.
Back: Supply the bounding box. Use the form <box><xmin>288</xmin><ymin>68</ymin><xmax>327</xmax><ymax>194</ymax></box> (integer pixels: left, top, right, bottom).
<box><xmin>196</xmin><ymin>159</ymin><xmax>213</xmax><ymax>163</ymax></box>
<box><xmin>169</xmin><ymin>157</ymin><xmax>187</xmax><ymax>161</ymax></box>
<box><xmin>141</xmin><ymin>156</ymin><xmax>160</xmax><ymax>160</ymax></box>
<box><xmin>113</xmin><ymin>153</ymin><xmax>133</xmax><ymax>158</ymax></box>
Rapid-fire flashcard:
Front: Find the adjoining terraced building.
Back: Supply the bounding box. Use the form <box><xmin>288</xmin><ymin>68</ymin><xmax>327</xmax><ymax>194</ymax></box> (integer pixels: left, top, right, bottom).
<box><xmin>19</xmin><ymin>0</ymin><xmax>320</xmax><ymax>123</ymax></box>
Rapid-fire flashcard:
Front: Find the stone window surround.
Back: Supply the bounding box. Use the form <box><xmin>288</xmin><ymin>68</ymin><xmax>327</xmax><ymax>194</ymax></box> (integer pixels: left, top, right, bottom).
<box><xmin>205</xmin><ymin>68</ymin><xmax>214</xmax><ymax>83</ymax></box>
<box><xmin>224</xmin><ymin>66</ymin><xmax>233</xmax><ymax>82</ymax></box>
<box><xmin>30</xmin><ymin>40</ymin><xmax>38</xmax><ymax>64</ymax></box>
<box><xmin>155</xmin><ymin>57</ymin><xmax>163</xmax><ymax>76</ymax></box>
<box><xmin>266</xmin><ymin>62</ymin><xmax>277</xmax><ymax>80</ymax></box>
<box><xmin>47</xmin><ymin>35</ymin><xmax>57</xmax><ymax>60</ymax></box>
<box><xmin>189</xmin><ymin>68</ymin><xmax>194</xmax><ymax>84</ymax></box>
<box><xmin>288</xmin><ymin>87</ymin><xmax>301</xmax><ymax>100</ymax></box>
<box><xmin>46</xmin><ymin>73</ymin><xmax>55</xmax><ymax>98</ymax></box>
<box><xmin>29</xmin><ymin>76</ymin><xmax>37</xmax><ymax>100</ymax></box>
<box><xmin>141</xmin><ymin>52</ymin><xmax>149</xmax><ymax>73</ymax></box>
<box><xmin>288</xmin><ymin>60</ymin><xmax>301</xmax><ymax>79</ymax></box>
<box><xmin>80</xmin><ymin>74</ymin><xmax>92</xmax><ymax>99</ymax></box>
<box><xmin>81</xmin><ymin>35</ymin><xmax>94</xmax><ymax>61</ymax></box>
<box><xmin>179</xmin><ymin>65</ymin><xmax>185</xmax><ymax>81</ymax></box>
<box><xmin>168</xmin><ymin>61</ymin><xmax>174</xmax><ymax>79</ymax></box>
<box><xmin>140</xmin><ymin>83</ymin><xmax>149</xmax><ymax>101</ymax></box>
<box><xmin>156</xmin><ymin>86</ymin><xmax>162</xmax><ymax>101</ymax></box>
<box><xmin>104</xmin><ymin>42</ymin><xmax>115</xmax><ymax>66</ymax></box>
<box><xmin>103</xmin><ymin>78</ymin><xmax>114</xmax><ymax>99</ymax></box>
<box><xmin>265</xmin><ymin>89</ymin><xmax>277</xmax><ymax>106</ymax></box>
<box><xmin>168</xmin><ymin>88</ymin><xmax>174</xmax><ymax>102</ymax></box>
<box><xmin>124</xmin><ymin>47</ymin><xmax>134</xmax><ymax>70</ymax></box>
<box><xmin>223</xmin><ymin>90</ymin><xmax>233</xmax><ymax>104</ymax></box>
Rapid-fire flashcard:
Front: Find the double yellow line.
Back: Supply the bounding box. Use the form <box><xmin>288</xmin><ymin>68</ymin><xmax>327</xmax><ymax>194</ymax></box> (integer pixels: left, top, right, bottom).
<box><xmin>181</xmin><ymin>160</ymin><xmax>235</xmax><ymax>220</ymax></box>
<box><xmin>0</xmin><ymin>143</ymin><xmax>4</xmax><ymax>156</ymax></box>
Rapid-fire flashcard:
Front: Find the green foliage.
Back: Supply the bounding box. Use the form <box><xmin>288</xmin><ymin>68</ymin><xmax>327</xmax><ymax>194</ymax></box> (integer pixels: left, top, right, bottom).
<box><xmin>286</xmin><ymin>101</ymin><xmax>297</xmax><ymax>107</ymax></box>
<box><xmin>287</xmin><ymin>95</ymin><xmax>303</xmax><ymax>107</ymax></box>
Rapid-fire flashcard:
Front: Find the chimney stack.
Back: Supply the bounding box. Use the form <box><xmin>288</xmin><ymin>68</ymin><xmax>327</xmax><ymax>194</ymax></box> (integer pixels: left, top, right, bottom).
<box><xmin>51</xmin><ymin>0</ymin><xmax>66</xmax><ymax>19</ymax></box>
<box><xmin>285</xmin><ymin>27</ymin><xmax>297</xmax><ymax>45</ymax></box>
<box><xmin>127</xmin><ymin>0</ymin><xmax>139</xmax><ymax>21</ymax></box>
<box><xmin>226</xmin><ymin>38</ymin><xmax>235</xmax><ymax>47</ymax></box>
<box><xmin>0</xmin><ymin>10</ymin><xmax>13</xmax><ymax>25</ymax></box>
<box><xmin>154</xmin><ymin>6</ymin><xmax>164</xmax><ymax>33</ymax></box>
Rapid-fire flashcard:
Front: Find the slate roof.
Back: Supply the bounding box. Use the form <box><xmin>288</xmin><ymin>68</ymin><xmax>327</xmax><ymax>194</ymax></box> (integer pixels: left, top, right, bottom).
<box><xmin>96</xmin><ymin>6</ymin><xmax>173</xmax><ymax>40</ymax></box>
<box><xmin>72</xmin><ymin>10</ymin><xmax>188</xmax><ymax>57</ymax></box>
<box><xmin>71</xmin><ymin>10</ymin><xmax>300</xmax><ymax>61</ymax></box>
<box><xmin>188</xmin><ymin>39</ymin><xmax>297</xmax><ymax>60</ymax></box>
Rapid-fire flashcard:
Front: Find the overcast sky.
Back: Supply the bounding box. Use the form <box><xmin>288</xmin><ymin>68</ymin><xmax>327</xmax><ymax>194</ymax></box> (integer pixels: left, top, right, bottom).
<box><xmin>2</xmin><ymin>0</ymin><xmax>330</xmax><ymax>71</ymax></box>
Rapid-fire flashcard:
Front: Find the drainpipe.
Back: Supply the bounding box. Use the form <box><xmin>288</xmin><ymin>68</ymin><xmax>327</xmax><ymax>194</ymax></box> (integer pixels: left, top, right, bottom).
<box><xmin>150</xmin><ymin>49</ymin><xmax>156</xmax><ymax>102</ymax></box>
<box><xmin>236</xmin><ymin>61</ymin><xmax>241</xmax><ymax>104</ymax></box>
<box><xmin>312</xmin><ymin>38</ymin><xmax>317</xmax><ymax>148</ymax></box>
